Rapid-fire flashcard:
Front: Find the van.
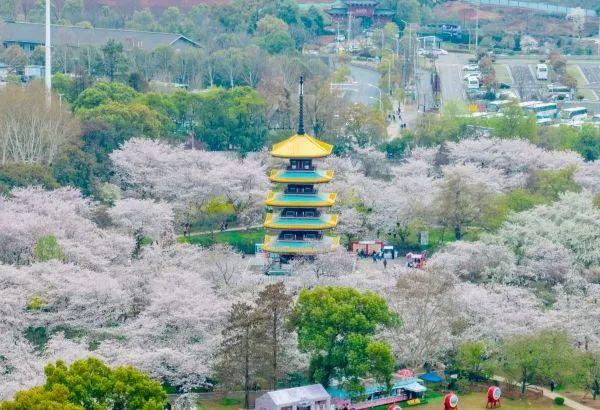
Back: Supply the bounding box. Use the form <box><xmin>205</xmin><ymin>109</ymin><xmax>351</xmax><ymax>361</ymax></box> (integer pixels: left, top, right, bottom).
<box><xmin>536</xmin><ymin>64</ymin><xmax>548</xmax><ymax>81</ymax></box>
<box><xmin>467</xmin><ymin>76</ymin><xmax>480</xmax><ymax>90</ymax></box>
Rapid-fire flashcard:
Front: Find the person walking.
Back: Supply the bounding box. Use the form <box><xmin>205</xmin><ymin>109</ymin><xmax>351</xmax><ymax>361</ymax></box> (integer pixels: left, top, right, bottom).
<box><xmin>550</xmin><ymin>380</ymin><xmax>556</xmax><ymax>392</ymax></box>
<box><xmin>383</xmin><ymin>259</ymin><xmax>388</xmax><ymax>270</ymax></box>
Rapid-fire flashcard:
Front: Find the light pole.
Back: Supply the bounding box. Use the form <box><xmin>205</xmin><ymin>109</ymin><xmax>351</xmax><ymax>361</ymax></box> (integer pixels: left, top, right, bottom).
<box><xmin>475</xmin><ymin>0</ymin><xmax>479</xmax><ymax>49</ymax></box>
<box><xmin>398</xmin><ymin>19</ymin><xmax>414</xmax><ymax>89</ymax></box>
<box><xmin>368</xmin><ymin>83</ymin><xmax>383</xmax><ymax>112</ymax></box>
<box><xmin>45</xmin><ymin>0</ymin><xmax>51</xmax><ymax>92</ymax></box>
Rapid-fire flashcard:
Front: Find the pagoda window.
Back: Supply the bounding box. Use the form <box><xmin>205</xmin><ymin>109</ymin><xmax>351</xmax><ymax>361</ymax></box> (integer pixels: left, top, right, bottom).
<box><xmin>288</xmin><ymin>159</ymin><xmax>313</xmax><ymax>171</ymax></box>
<box><xmin>286</xmin><ymin>184</ymin><xmax>316</xmax><ymax>194</ymax></box>
<box><xmin>284</xmin><ymin>210</ymin><xmax>296</xmax><ymax>217</ymax></box>
<box><xmin>304</xmin><ymin>210</ymin><xmax>315</xmax><ymax>217</ymax></box>
<box><xmin>283</xmin><ymin>233</ymin><xmax>294</xmax><ymax>240</ymax></box>
<box><xmin>305</xmin><ymin>233</ymin><xmax>317</xmax><ymax>240</ymax></box>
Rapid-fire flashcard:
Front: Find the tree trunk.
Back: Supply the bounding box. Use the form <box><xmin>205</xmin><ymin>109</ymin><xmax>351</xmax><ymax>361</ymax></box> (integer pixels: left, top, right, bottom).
<box><xmin>272</xmin><ymin>309</ymin><xmax>278</xmax><ymax>390</ymax></box>
<box><xmin>454</xmin><ymin>226</ymin><xmax>462</xmax><ymax>240</ymax></box>
<box><xmin>244</xmin><ymin>328</ymin><xmax>250</xmax><ymax>410</ymax></box>
<box><xmin>521</xmin><ymin>371</ymin><xmax>527</xmax><ymax>394</ymax></box>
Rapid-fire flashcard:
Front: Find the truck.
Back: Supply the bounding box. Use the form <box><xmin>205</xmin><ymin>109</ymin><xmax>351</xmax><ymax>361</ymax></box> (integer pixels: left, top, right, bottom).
<box><xmin>536</xmin><ymin>64</ymin><xmax>548</xmax><ymax>81</ymax></box>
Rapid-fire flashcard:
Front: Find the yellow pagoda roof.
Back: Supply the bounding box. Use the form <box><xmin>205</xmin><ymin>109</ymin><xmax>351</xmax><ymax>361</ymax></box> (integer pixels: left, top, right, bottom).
<box><xmin>271</xmin><ymin>134</ymin><xmax>333</xmax><ymax>159</ymax></box>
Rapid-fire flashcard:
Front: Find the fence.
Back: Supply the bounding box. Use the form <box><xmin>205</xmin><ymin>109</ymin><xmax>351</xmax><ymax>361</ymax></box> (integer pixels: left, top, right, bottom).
<box><xmin>464</xmin><ymin>0</ymin><xmax>596</xmax><ymax>17</ymax></box>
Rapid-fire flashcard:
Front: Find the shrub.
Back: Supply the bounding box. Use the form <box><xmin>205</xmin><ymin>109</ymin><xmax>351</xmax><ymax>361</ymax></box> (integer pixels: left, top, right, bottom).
<box><xmin>554</xmin><ymin>396</ymin><xmax>565</xmax><ymax>405</ymax></box>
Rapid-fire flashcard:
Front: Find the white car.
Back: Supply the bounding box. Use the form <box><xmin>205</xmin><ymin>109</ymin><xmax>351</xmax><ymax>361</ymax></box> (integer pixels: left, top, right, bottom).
<box><xmin>463</xmin><ymin>64</ymin><xmax>479</xmax><ymax>71</ymax></box>
<box><xmin>463</xmin><ymin>72</ymin><xmax>481</xmax><ymax>81</ymax></box>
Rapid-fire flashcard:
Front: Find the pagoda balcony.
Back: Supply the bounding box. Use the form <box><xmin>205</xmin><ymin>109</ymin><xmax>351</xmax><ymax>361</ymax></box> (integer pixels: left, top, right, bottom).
<box><xmin>265</xmin><ymin>191</ymin><xmax>336</xmax><ymax>208</ymax></box>
<box><xmin>264</xmin><ymin>213</ymin><xmax>339</xmax><ymax>230</ymax></box>
<box><xmin>262</xmin><ymin>235</ymin><xmax>340</xmax><ymax>255</ymax></box>
<box><xmin>270</xmin><ymin>169</ymin><xmax>334</xmax><ymax>184</ymax></box>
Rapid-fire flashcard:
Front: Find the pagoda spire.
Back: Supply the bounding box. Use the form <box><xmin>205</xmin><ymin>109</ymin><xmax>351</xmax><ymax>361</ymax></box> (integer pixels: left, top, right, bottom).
<box><xmin>298</xmin><ymin>76</ymin><xmax>305</xmax><ymax>135</ymax></box>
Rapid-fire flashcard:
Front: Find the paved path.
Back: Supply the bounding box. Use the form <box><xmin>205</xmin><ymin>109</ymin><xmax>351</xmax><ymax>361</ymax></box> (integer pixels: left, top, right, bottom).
<box><xmin>185</xmin><ymin>225</ymin><xmax>262</xmax><ymax>236</ymax></box>
<box><xmin>492</xmin><ymin>376</ymin><xmax>595</xmax><ymax>410</ymax></box>
<box><xmin>436</xmin><ymin>52</ymin><xmax>470</xmax><ymax>104</ymax></box>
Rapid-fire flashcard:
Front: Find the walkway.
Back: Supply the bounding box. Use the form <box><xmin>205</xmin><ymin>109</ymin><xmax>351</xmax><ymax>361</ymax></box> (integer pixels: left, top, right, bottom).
<box><xmin>185</xmin><ymin>225</ymin><xmax>262</xmax><ymax>236</ymax></box>
<box><xmin>492</xmin><ymin>376</ymin><xmax>595</xmax><ymax>410</ymax></box>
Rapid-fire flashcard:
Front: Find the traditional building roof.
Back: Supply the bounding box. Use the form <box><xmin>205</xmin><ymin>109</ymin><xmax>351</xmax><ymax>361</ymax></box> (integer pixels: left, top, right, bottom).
<box><xmin>0</xmin><ymin>21</ymin><xmax>199</xmax><ymax>51</ymax></box>
<box><xmin>374</xmin><ymin>9</ymin><xmax>396</xmax><ymax>15</ymax></box>
<box><xmin>271</xmin><ymin>134</ymin><xmax>333</xmax><ymax>159</ymax></box>
<box><xmin>344</xmin><ymin>0</ymin><xmax>380</xmax><ymax>5</ymax></box>
<box><xmin>258</xmin><ymin>384</ymin><xmax>330</xmax><ymax>407</ymax></box>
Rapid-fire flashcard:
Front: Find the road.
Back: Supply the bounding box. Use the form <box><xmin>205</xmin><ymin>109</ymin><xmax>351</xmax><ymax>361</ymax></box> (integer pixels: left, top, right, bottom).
<box><xmin>348</xmin><ymin>64</ymin><xmax>382</xmax><ymax>107</ymax></box>
<box><xmin>416</xmin><ymin>68</ymin><xmax>435</xmax><ymax>112</ymax></box>
<box><xmin>436</xmin><ymin>52</ymin><xmax>470</xmax><ymax>104</ymax></box>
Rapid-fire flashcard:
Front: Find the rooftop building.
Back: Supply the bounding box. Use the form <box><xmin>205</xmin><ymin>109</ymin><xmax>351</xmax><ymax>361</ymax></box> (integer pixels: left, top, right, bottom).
<box><xmin>326</xmin><ymin>0</ymin><xmax>395</xmax><ymax>27</ymax></box>
<box><xmin>0</xmin><ymin>21</ymin><xmax>199</xmax><ymax>54</ymax></box>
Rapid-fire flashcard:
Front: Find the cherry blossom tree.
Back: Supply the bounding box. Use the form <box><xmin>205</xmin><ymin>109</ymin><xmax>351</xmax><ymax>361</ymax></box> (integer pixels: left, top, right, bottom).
<box><xmin>108</xmin><ymin>198</ymin><xmax>175</xmax><ymax>244</ymax></box>
<box><xmin>109</xmin><ymin>139</ymin><xmax>269</xmax><ymax>225</ymax></box>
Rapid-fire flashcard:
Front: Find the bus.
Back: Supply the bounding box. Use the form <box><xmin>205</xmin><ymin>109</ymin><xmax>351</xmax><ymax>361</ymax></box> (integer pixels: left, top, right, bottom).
<box><xmin>486</xmin><ymin>100</ymin><xmax>513</xmax><ymax>112</ymax></box>
<box><xmin>523</xmin><ymin>102</ymin><xmax>558</xmax><ymax>119</ymax></box>
<box><xmin>559</xmin><ymin>107</ymin><xmax>588</xmax><ymax>122</ymax></box>
<box><xmin>536</xmin><ymin>64</ymin><xmax>548</xmax><ymax>81</ymax></box>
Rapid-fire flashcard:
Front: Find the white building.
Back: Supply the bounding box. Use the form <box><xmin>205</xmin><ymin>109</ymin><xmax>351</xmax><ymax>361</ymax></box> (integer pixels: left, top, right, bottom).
<box><xmin>255</xmin><ymin>384</ymin><xmax>331</xmax><ymax>410</ymax></box>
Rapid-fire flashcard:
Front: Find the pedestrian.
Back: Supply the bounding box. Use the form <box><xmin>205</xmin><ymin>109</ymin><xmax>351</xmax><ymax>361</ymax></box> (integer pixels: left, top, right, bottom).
<box><xmin>372</xmin><ymin>251</ymin><xmax>377</xmax><ymax>263</ymax></box>
<box><xmin>550</xmin><ymin>380</ymin><xmax>556</xmax><ymax>392</ymax></box>
<box><xmin>383</xmin><ymin>259</ymin><xmax>388</xmax><ymax>270</ymax></box>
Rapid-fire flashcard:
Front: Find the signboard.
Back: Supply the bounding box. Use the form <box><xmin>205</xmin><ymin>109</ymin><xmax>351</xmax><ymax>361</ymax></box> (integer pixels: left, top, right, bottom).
<box><xmin>419</xmin><ymin>231</ymin><xmax>429</xmax><ymax>246</ymax></box>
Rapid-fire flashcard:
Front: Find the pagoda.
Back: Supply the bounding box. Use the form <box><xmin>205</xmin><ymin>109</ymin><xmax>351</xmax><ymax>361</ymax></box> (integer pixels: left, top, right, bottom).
<box><xmin>262</xmin><ymin>77</ymin><xmax>340</xmax><ymax>261</ymax></box>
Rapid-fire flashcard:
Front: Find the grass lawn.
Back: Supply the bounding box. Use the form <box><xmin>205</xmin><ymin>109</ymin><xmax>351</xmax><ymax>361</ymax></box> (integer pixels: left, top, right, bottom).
<box><xmin>197</xmin><ymin>397</ymin><xmax>243</xmax><ymax>410</ymax></box>
<box><xmin>493</xmin><ymin>63</ymin><xmax>512</xmax><ymax>84</ymax></box>
<box><xmin>418</xmin><ymin>393</ymin><xmax>559</xmax><ymax>409</ymax></box>
<box><xmin>566</xmin><ymin>65</ymin><xmax>597</xmax><ymax>100</ymax></box>
<box><xmin>181</xmin><ymin>228</ymin><xmax>265</xmax><ymax>254</ymax></box>
<box><xmin>197</xmin><ymin>394</ymin><xmax>558</xmax><ymax>409</ymax></box>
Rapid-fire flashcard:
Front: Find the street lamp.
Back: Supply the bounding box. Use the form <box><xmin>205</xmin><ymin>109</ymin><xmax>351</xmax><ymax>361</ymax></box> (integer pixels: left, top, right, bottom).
<box><xmin>45</xmin><ymin>0</ymin><xmax>51</xmax><ymax>92</ymax></box>
<box><xmin>368</xmin><ymin>83</ymin><xmax>383</xmax><ymax>112</ymax></box>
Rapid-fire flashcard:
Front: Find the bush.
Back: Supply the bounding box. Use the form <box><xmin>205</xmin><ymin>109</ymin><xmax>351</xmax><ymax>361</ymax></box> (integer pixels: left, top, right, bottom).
<box><xmin>554</xmin><ymin>396</ymin><xmax>565</xmax><ymax>405</ymax></box>
<box><xmin>0</xmin><ymin>162</ymin><xmax>59</xmax><ymax>193</ymax></box>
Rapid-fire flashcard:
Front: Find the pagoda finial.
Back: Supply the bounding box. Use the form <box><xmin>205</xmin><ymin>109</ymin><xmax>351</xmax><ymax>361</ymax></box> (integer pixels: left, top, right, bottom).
<box><xmin>298</xmin><ymin>76</ymin><xmax>305</xmax><ymax>135</ymax></box>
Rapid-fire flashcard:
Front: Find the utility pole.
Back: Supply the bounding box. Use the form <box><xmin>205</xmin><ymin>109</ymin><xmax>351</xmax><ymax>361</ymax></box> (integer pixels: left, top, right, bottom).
<box><xmin>347</xmin><ymin>12</ymin><xmax>352</xmax><ymax>50</ymax></box>
<box><xmin>45</xmin><ymin>0</ymin><xmax>52</xmax><ymax>93</ymax></box>
<box><xmin>388</xmin><ymin>59</ymin><xmax>392</xmax><ymax>95</ymax></box>
<box><xmin>336</xmin><ymin>21</ymin><xmax>340</xmax><ymax>52</ymax></box>
<box><xmin>381</xmin><ymin>28</ymin><xmax>385</xmax><ymax>60</ymax></box>
<box><xmin>475</xmin><ymin>0</ymin><xmax>480</xmax><ymax>49</ymax></box>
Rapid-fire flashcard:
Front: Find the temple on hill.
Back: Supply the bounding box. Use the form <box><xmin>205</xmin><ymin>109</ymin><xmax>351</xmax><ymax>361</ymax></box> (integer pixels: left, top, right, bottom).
<box><xmin>326</xmin><ymin>0</ymin><xmax>395</xmax><ymax>28</ymax></box>
<box><xmin>262</xmin><ymin>77</ymin><xmax>340</xmax><ymax>262</ymax></box>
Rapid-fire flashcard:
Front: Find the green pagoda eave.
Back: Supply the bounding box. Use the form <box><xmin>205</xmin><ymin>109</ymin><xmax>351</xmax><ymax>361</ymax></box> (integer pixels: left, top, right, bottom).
<box><xmin>269</xmin><ymin>169</ymin><xmax>334</xmax><ymax>184</ymax></box>
<box><xmin>265</xmin><ymin>191</ymin><xmax>336</xmax><ymax>208</ymax></box>
<box><xmin>264</xmin><ymin>213</ymin><xmax>339</xmax><ymax>230</ymax></box>
<box><xmin>262</xmin><ymin>235</ymin><xmax>341</xmax><ymax>255</ymax></box>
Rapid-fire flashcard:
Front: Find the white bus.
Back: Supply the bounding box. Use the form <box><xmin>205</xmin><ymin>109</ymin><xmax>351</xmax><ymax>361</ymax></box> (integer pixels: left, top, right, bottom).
<box><xmin>559</xmin><ymin>107</ymin><xmax>588</xmax><ymax>122</ymax></box>
<box><xmin>536</xmin><ymin>64</ymin><xmax>548</xmax><ymax>81</ymax></box>
<box><xmin>523</xmin><ymin>102</ymin><xmax>558</xmax><ymax>119</ymax></box>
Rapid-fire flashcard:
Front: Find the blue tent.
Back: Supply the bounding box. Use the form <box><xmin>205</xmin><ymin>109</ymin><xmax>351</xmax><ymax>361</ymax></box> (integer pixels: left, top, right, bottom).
<box><xmin>419</xmin><ymin>372</ymin><xmax>443</xmax><ymax>383</ymax></box>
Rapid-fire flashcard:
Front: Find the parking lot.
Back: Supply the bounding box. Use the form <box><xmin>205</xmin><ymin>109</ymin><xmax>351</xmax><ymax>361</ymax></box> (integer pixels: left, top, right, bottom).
<box><xmin>508</xmin><ymin>64</ymin><xmax>541</xmax><ymax>100</ymax></box>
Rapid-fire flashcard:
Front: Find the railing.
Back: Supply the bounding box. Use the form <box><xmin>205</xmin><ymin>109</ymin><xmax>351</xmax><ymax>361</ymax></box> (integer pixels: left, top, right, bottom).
<box><xmin>464</xmin><ymin>0</ymin><xmax>596</xmax><ymax>16</ymax></box>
